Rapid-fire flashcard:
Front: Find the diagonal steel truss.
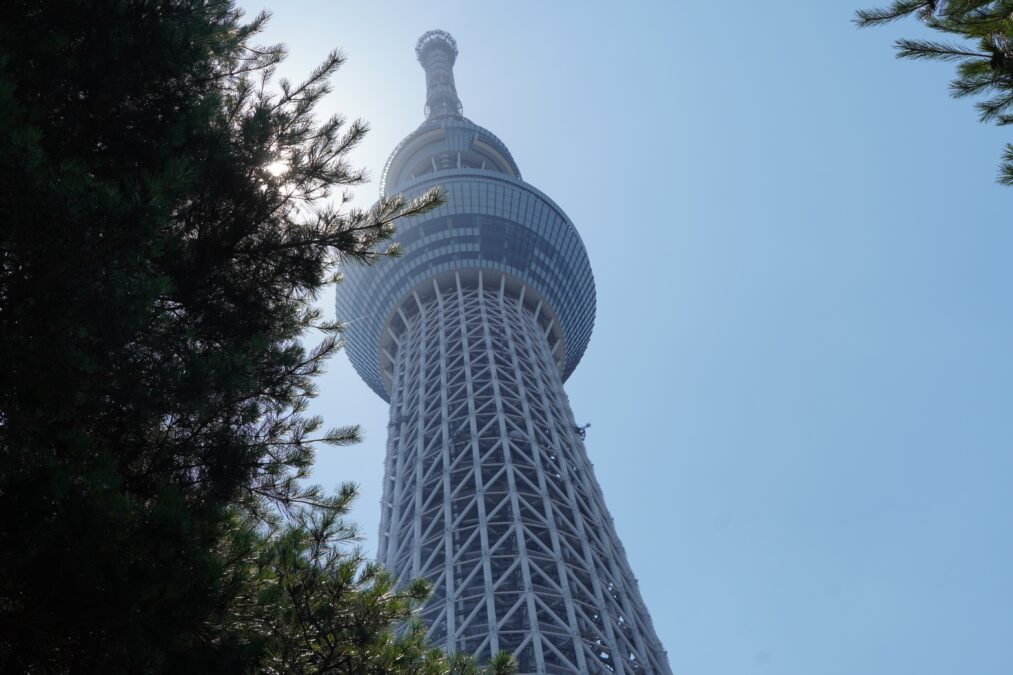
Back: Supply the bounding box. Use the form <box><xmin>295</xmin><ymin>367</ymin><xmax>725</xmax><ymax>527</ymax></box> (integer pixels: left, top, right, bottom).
<box><xmin>378</xmin><ymin>270</ymin><xmax>672</xmax><ymax>674</ymax></box>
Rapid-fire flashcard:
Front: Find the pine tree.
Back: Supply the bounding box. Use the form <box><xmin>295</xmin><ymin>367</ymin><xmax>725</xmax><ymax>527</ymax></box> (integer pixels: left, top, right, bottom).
<box><xmin>0</xmin><ymin>0</ymin><xmax>464</xmax><ymax>671</ymax></box>
<box><xmin>855</xmin><ymin>1</ymin><xmax>1013</xmax><ymax>184</ymax></box>
<box><xmin>224</xmin><ymin>486</ymin><xmax>518</xmax><ymax>674</ymax></box>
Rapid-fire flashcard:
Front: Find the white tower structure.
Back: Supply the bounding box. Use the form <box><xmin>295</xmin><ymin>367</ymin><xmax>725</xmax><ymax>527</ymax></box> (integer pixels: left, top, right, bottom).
<box><xmin>336</xmin><ymin>31</ymin><xmax>672</xmax><ymax>674</ymax></box>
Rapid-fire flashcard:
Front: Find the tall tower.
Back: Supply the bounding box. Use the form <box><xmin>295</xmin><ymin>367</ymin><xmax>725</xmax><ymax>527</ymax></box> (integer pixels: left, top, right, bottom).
<box><xmin>336</xmin><ymin>31</ymin><xmax>672</xmax><ymax>674</ymax></box>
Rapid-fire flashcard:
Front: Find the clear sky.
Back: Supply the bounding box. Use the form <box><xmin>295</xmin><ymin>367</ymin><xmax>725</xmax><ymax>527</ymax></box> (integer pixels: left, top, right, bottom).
<box><xmin>238</xmin><ymin>2</ymin><xmax>1013</xmax><ymax>673</ymax></box>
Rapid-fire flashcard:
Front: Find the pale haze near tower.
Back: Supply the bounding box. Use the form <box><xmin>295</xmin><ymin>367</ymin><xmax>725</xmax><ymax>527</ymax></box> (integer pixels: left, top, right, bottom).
<box><xmin>238</xmin><ymin>2</ymin><xmax>1013</xmax><ymax>674</ymax></box>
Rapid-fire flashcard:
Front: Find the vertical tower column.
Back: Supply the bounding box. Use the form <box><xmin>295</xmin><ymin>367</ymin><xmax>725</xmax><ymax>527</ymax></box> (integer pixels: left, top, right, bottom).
<box><xmin>377</xmin><ymin>271</ymin><xmax>672</xmax><ymax>674</ymax></box>
<box><xmin>416</xmin><ymin>29</ymin><xmax>463</xmax><ymax>118</ymax></box>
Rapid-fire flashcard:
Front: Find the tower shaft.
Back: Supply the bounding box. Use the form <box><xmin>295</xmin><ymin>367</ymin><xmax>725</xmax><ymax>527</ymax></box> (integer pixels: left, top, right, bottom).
<box><xmin>378</xmin><ymin>270</ymin><xmax>671</xmax><ymax>674</ymax></box>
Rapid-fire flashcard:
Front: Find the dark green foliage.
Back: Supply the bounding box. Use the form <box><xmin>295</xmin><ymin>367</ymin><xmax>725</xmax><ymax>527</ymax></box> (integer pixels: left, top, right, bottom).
<box><xmin>447</xmin><ymin>651</ymin><xmax>520</xmax><ymax>675</ymax></box>
<box><xmin>855</xmin><ymin>1</ymin><xmax>1013</xmax><ymax>183</ymax></box>
<box><xmin>0</xmin><ymin>0</ymin><xmax>449</xmax><ymax>671</ymax></box>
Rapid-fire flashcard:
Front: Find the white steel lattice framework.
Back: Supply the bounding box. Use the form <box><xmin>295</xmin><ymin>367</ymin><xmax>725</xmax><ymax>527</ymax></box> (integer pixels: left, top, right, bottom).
<box><xmin>377</xmin><ymin>270</ymin><xmax>670</xmax><ymax>674</ymax></box>
<box><xmin>336</xmin><ymin>30</ymin><xmax>672</xmax><ymax>674</ymax></box>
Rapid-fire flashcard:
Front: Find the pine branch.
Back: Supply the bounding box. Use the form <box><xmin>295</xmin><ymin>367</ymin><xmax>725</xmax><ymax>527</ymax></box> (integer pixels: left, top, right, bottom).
<box><xmin>855</xmin><ymin>1</ymin><xmax>937</xmax><ymax>27</ymax></box>
<box><xmin>998</xmin><ymin>143</ymin><xmax>1013</xmax><ymax>183</ymax></box>
<box><xmin>858</xmin><ymin>0</ymin><xmax>1013</xmax><ymax>184</ymax></box>
<box><xmin>977</xmin><ymin>88</ymin><xmax>1013</xmax><ymax>120</ymax></box>
<box><xmin>895</xmin><ymin>38</ymin><xmax>990</xmax><ymax>60</ymax></box>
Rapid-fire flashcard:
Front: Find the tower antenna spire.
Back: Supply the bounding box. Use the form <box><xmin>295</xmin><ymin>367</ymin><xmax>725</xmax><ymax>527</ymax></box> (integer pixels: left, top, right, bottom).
<box><xmin>416</xmin><ymin>30</ymin><xmax>462</xmax><ymax>118</ymax></box>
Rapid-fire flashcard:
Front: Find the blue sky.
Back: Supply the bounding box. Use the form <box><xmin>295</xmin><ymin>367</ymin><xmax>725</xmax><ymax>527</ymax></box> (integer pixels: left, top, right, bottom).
<box><xmin>239</xmin><ymin>2</ymin><xmax>1013</xmax><ymax>673</ymax></box>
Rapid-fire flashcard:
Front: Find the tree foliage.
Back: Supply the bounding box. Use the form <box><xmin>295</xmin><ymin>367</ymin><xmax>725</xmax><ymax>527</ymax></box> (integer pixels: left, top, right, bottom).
<box><xmin>855</xmin><ymin>1</ymin><xmax>1013</xmax><ymax>184</ymax></box>
<box><xmin>223</xmin><ymin>486</ymin><xmax>517</xmax><ymax>674</ymax></box>
<box><xmin>0</xmin><ymin>0</ymin><xmax>497</xmax><ymax>671</ymax></box>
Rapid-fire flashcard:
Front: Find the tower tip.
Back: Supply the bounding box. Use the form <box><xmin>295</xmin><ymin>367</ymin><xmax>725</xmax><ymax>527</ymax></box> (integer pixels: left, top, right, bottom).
<box><xmin>416</xmin><ymin>30</ymin><xmax>458</xmax><ymax>64</ymax></box>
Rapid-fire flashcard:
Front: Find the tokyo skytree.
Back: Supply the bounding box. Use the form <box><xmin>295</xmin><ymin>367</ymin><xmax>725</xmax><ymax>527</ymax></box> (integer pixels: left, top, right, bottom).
<box><xmin>335</xmin><ymin>30</ymin><xmax>672</xmax><ymax>674</ymax></box>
